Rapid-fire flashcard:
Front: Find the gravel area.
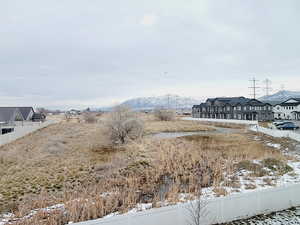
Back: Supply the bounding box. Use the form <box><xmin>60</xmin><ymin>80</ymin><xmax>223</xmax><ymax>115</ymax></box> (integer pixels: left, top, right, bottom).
<box><xmin>221</xmin><ymin>207</ymin><xmax>300</xmax><ymax>225</ymax></box>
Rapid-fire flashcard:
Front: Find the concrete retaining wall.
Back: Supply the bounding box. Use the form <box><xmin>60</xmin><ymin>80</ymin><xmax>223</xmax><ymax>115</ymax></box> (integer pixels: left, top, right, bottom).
<box><xmin>0</xmin><ymin>121</ymin><xmax>56</xmax><ymax>146</ymax></box>
<box><xmin>73</xmin><ymin>183</ymin><xmax>300</xmax><ymax>225</ymax></box>
<box><xmin>250</xmin><ymin>125</ymin><xmax>300</xmax><ymax>142</ymax></box>
<box><xmin>183</xmin><ymin>117</ymin><xmax>258</xmax><ymax>125</ymax></box>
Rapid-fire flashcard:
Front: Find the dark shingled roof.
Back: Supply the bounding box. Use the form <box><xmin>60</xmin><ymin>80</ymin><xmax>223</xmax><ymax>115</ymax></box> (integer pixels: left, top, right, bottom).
<box><xmin>201</xmin><ymin>97</ymin><xmax>270</xmax><ymax>107</ymax></box>
<box><xmin>18</xmin><ymin>107</ymin><xmax>34</xmax><ymax>120</ymax></box>
<box><xmin>0</xmin><ymin>107</ymin><xmax>24</xmax><ymax>122</ymax></box>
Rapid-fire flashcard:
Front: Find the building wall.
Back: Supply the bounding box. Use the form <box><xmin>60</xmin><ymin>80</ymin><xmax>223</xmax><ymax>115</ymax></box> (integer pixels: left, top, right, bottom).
<box><xmin>273</xmin><ymin>104</ymin><xmax>300</xmax><ymax>120</ymax></box>
<box><xmin>192</xmin><ymin>106</ymin><xmax>273</xmax><ymax>121</ymax></box>
<box><xmin>0</xmin><ymin>121</ymin><xmax>55</xmax><ymax>146</ymax></box>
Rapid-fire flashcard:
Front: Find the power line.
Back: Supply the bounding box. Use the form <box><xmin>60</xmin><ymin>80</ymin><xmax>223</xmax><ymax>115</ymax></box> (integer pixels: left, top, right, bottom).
<box><xmin>263</xmin><ymin>78</ymin><xmax>273</xmax><ymax>96</ymax></box>
<box><xmin>249</xmin><ymin>77</ymin><xmax>260</xmax><ymax>99</ymax></box>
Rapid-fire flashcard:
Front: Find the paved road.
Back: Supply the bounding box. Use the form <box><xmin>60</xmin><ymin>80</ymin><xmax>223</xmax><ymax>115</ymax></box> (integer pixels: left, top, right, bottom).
<box><xmin>294</xmin><ymin>121</ymin><xmax>300</xmax><ymax>134</ymax></box>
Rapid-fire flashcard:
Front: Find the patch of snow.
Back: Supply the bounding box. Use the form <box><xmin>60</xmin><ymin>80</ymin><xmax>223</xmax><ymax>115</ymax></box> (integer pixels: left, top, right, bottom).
<box><xmin>127</xmin><ymin>203</ymin><xmax>153</xmax><ymax>214</ymax></box>
<box><xmin>266</xmin><ymin>143</ymin><xmax>281</xmax><ymax>149</ymax></box>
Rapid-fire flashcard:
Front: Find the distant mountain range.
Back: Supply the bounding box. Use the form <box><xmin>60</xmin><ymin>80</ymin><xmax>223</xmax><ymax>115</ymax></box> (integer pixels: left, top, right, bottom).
<box><xmin>99</xmin><ymin>91</ymin><xmax>300</xmax><ymax>111</ymax></box>
<box><xmin>120</xmin><ymin>95</ymin><xmax>202</xmax><ymax>110</ymax></box>
<box><xmin>259</xmin><ymin>90</ymin><xmax>300</xmax><ymax>104</ymax></box>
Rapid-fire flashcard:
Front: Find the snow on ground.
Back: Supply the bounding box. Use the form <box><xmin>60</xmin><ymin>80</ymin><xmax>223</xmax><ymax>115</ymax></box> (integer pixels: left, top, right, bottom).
<box><xmin>0</xmin><ymin>204</ymin><xmax>65</xmax><ymax>225</ymax></box>
<box><xmin>4</xmin><ymin>160</ymin><xmax>300</xmax><ymax>224</ymax></box>
<box><xmin>183</xmin><ymin>117</ymin><xmax>258</xmax><ymax>125</ymax></box>
<box><xmin>266</xmin><ymin>143</ymin><xmax>281</xmax><ymax>149</ymax></box>
<box><xmin>225</xmin><ymin>207</ymin><xmax>300</xmax><ymax>225</ymax></box>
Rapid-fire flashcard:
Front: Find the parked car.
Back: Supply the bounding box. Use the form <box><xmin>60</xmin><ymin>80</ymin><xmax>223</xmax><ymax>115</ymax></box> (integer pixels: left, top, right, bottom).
<box><xmin>273</xmin><ymin>120</ymin><xmax>289</xmax><ymax>126</ymax></box>
<box><xmin>276</xmin><ymin>122</ymin><xmax>299</xmax><ymax>130</ymax></box>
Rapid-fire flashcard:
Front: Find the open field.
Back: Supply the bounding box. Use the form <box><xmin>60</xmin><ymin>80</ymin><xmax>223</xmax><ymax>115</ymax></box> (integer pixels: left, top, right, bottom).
<box><xmin>0</xmin><ymin>116</ymin><xmax>213</xmax><ymax>213</ymax></box>
<box><xmin>144</xmin><ymin>120</ymin><xmax>215</xmax><ymax>134</ymax></box>
<box><xmin>0</xmin><ymin>116</ymin><xmax>299</xmax><ymax>225</ymax></box>
<box><xmin>0</xmin><ymin>121</ymin><xmax>120</xmax><ymax>213</ymax></box>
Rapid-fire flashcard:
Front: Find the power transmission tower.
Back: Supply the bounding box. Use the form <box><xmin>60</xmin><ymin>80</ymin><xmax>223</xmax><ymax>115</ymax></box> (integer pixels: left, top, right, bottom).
<box><xmin>249</xmin><ymin>77</ymin><xmax>260</xmax><ymax>99</ymax></box>
<box><xmin>263</xmin><ymin>78</ymin><xmax>273</xmax><ymax>96</ymax></box>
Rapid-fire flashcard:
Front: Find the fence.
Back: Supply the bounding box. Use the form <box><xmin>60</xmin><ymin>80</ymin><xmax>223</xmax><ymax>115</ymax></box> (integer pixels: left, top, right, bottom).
<box><xmin>250</xmin><ymin>125</ymin><xmax>300</xmax><ymax>142</ymax></box>
<box><xmin>183</xmin><ymin>117</ymin><xmax>258</xmax><ymax>125</ymax></box>
<box><xmin>73</xmin><ymin>183</ymin><xmax>300</xmax><ymax>225</ymax></box>
<box><xmin>0</xmin><ymin>120</ymin><xmax>56</xmax><ymax>146</ymax></box>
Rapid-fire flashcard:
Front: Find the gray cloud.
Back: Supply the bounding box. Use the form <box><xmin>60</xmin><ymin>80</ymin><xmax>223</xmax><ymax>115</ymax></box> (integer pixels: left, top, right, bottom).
<box><xmin>1</xmin><ymin>0</ymin><xmax>300</xmax><ymax>109</ymax></box>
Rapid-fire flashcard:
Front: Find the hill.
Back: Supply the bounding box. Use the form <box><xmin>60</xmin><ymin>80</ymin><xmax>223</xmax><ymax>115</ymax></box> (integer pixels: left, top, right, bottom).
<box><xmin>120</xmin><ymin>95</ymin><xmax>202</xmax><ymax>110</ymax></box>
<box><xmin>259</xmin><ymin>90</ymin><xmax>300</xmax><ymax>104</ymax></box>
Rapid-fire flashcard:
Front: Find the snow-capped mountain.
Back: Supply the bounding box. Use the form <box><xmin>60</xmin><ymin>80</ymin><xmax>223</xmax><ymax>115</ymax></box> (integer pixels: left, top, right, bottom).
<box><xmin>259</xmin><ymin>90</ymin><xmax>300</xmax><ymax>102</ymax></box>
<box><xmin>120</xmin><ymin>95</ymin><xmax>202</xmax><ymax>110</ymax></box>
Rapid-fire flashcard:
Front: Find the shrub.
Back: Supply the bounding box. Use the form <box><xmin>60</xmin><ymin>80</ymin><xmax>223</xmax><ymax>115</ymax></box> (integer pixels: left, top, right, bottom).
<box><xmin>106</xmin><ymin>106</ymin><xmax>144</xmax><ymax>145</ymax></box>
<box><xmin>261</xmin><ymin>158</ymin><xmax>293</xmax><ymax>175</ymax></box>
<box><xmin>154</xmin><ymin>109</ymin><xmax>175</xmax><ymax>121</ymax></box>
<box><xmin>235</xmin><ymin>160</ymin><xmax>268</xmax><ymax>177</ymax></box>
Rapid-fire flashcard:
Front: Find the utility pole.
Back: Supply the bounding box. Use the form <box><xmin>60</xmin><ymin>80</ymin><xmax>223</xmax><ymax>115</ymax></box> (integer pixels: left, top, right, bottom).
<box><xmin>249</xmin><ymin>77</ymin><xmax>260</xmax><ymax>99</ymax></box>
<box><xmin>263</xmin><ymin>78</ymin><xmax>272</xmax><ymax>96</ymax></box>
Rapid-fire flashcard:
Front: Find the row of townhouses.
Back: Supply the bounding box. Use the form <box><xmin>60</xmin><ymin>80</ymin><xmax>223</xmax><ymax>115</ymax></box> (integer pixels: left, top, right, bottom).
<box><xmin>192</xmin><ymin>97</ymin><xmax>273</xmax><ymax>121</ymax></box>
<box><xmin>192</xmin><ymin>97</ymin><xmax>300</xmax><ymax>121</ymax></box>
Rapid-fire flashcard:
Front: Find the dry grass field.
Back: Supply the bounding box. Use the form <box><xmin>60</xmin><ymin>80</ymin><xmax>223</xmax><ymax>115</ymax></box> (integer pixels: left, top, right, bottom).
<box><xmin>142</xmin><ymin>114</ymin><xmax>215</xmax><ymax>134</ymax></box>
<box><xmin>0</xmin><ymin>121</ymin><xmax>121</xmax><ymax>213</ymax></box>
<box><xmin>0</xmin><ymin>115</ymin><xmax>296</xmax><ymax>225</ymax></box>
<box><xmin>144</xmin><ymin>120</ymin><xmax>215</xmax><ymax>134</ymax></box>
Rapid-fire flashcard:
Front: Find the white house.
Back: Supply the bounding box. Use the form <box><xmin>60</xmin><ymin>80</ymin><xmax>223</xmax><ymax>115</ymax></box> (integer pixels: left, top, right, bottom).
<box><xmin>273</xmin><ymin>98</ymin><xmax>300</xmax><ymax>120</ymax></box>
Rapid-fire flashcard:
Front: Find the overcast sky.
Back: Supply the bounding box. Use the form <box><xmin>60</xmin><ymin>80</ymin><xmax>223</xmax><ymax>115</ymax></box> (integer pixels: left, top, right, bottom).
<box><xmin>1</xmin><ymin>0</ymin><xmax>300</xmax><ymax>109</ymax></box>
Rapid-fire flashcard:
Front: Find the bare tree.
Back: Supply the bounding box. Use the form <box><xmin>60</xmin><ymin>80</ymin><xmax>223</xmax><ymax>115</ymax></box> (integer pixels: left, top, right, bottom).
<box><xmin>154</xmin><ymin>108</ymin><xmax>175</xmax><ymax>121</ymax></box>
<box><xmin>83</xmin><ymin>112</ymin><xmax>97</xmax><ymax>123</ymax></box>
<box><xmin>186</xmin><ymin>190</ymin><xmax>209</xmax><ymax>225</ymax></box>
<box><xmin>106</xmin><ymin>106</ymin><xmax>144</xmax><ymax>145</ymax></box>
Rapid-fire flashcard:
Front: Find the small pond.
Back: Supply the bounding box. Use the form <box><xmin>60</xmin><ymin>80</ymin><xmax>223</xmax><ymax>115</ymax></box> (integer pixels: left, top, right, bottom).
<box><xmin>150</xmin><ymin>126</ymin><xmax>238</xmax><ymax>140</ymax></box>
